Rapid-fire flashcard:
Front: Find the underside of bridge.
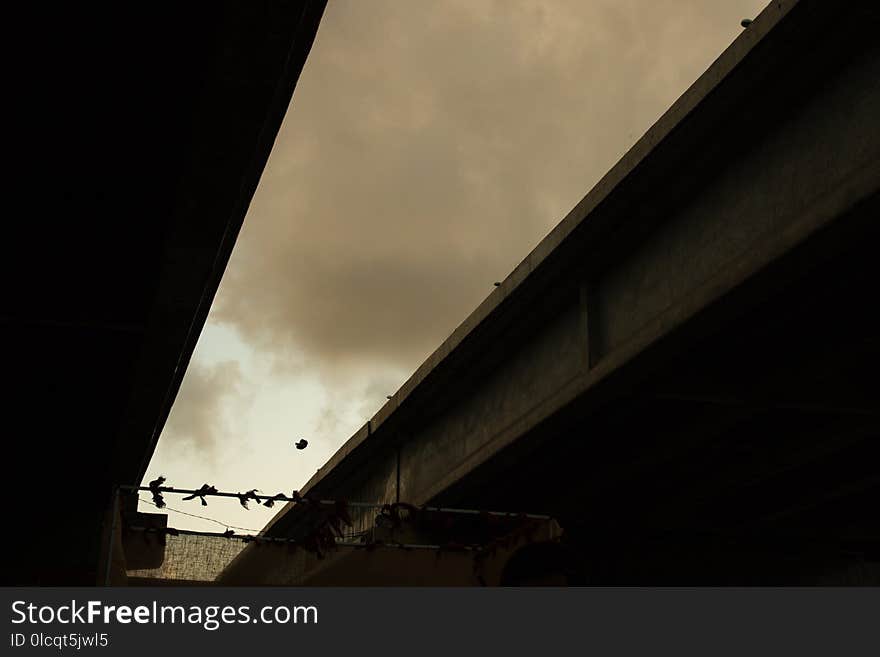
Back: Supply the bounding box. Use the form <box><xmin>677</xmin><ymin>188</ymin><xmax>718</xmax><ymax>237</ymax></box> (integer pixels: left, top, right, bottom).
<box><xmin>6</xmin><ymin>1</ymin><xmax>326</xmax><ymax>584</ymax></box>
<box><xmin>264</xmin><ymin>0</ymin><xmax>880</xmax><ymax>584</ymax></box>
<box><xmin>437</xmin><ymin>198</ymin><xmax>879</xmax><ymax>584</ymax></box>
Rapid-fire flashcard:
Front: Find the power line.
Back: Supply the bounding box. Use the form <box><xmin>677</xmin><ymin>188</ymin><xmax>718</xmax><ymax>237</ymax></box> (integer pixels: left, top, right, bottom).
<box><xmin>127</xmin><ymin>524</ymin><xmax>486</xmax><ymax>551</ymax></box>
<box><xmin>126</xmin><ymin>484</ymin><xmax>551</xmax><ymax>520</ymax></box>
<box><xmin>138</xmin><ymin>497</ymin><xmax>260</xmax><ymax>533</ymax></box>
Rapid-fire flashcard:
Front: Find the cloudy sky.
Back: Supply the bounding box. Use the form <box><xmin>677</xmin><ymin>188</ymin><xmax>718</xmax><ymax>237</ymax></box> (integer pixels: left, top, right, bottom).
<box><xmin>142</xmin><ymin>0</ymin><xmax>768</xmax><ymax>533</ymax></box>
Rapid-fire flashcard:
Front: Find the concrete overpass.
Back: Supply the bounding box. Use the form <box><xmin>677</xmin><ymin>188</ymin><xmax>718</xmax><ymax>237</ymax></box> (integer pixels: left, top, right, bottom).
<box><xmin>265</xmin><ymin>0</ymin><xmax>880</xmax><ymax>583</ymax></box>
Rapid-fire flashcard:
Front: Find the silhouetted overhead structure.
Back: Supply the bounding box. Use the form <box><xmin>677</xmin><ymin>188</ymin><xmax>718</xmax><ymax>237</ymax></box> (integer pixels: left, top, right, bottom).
<box><xmin>7</xmin><ymin>1</ymin><xmax>327</xmax><ymax>584</ymax></box>
<box><xmin>263</xmin><ymin>0</ymin><xmax>880</xmax><ymax>584</ymax></box>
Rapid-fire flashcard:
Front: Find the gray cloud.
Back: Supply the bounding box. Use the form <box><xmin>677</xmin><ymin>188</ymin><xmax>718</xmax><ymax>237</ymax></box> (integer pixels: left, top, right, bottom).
<box><xmin>215</xmin><ymin>0</ymin><xmax>767</xmax><ymax>376</ymax></box>
<box><xmin>163</xmin><ymin>361</ymin><xmax>245</xmax><ymax>456</ymax></box>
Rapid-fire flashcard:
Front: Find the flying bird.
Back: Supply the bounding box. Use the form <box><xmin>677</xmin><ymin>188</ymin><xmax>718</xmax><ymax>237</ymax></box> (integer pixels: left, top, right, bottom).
<box><xmin>295</xmin><ymin>438</ymin><xmax>308</xmax><ymax>450</ymax></box>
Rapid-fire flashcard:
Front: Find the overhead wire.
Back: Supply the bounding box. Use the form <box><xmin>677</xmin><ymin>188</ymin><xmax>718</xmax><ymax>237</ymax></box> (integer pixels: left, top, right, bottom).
<box><xmin>138</xmin><ymin>496</ymin><xmax>260</xmax><ymax>533</ymax></box>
